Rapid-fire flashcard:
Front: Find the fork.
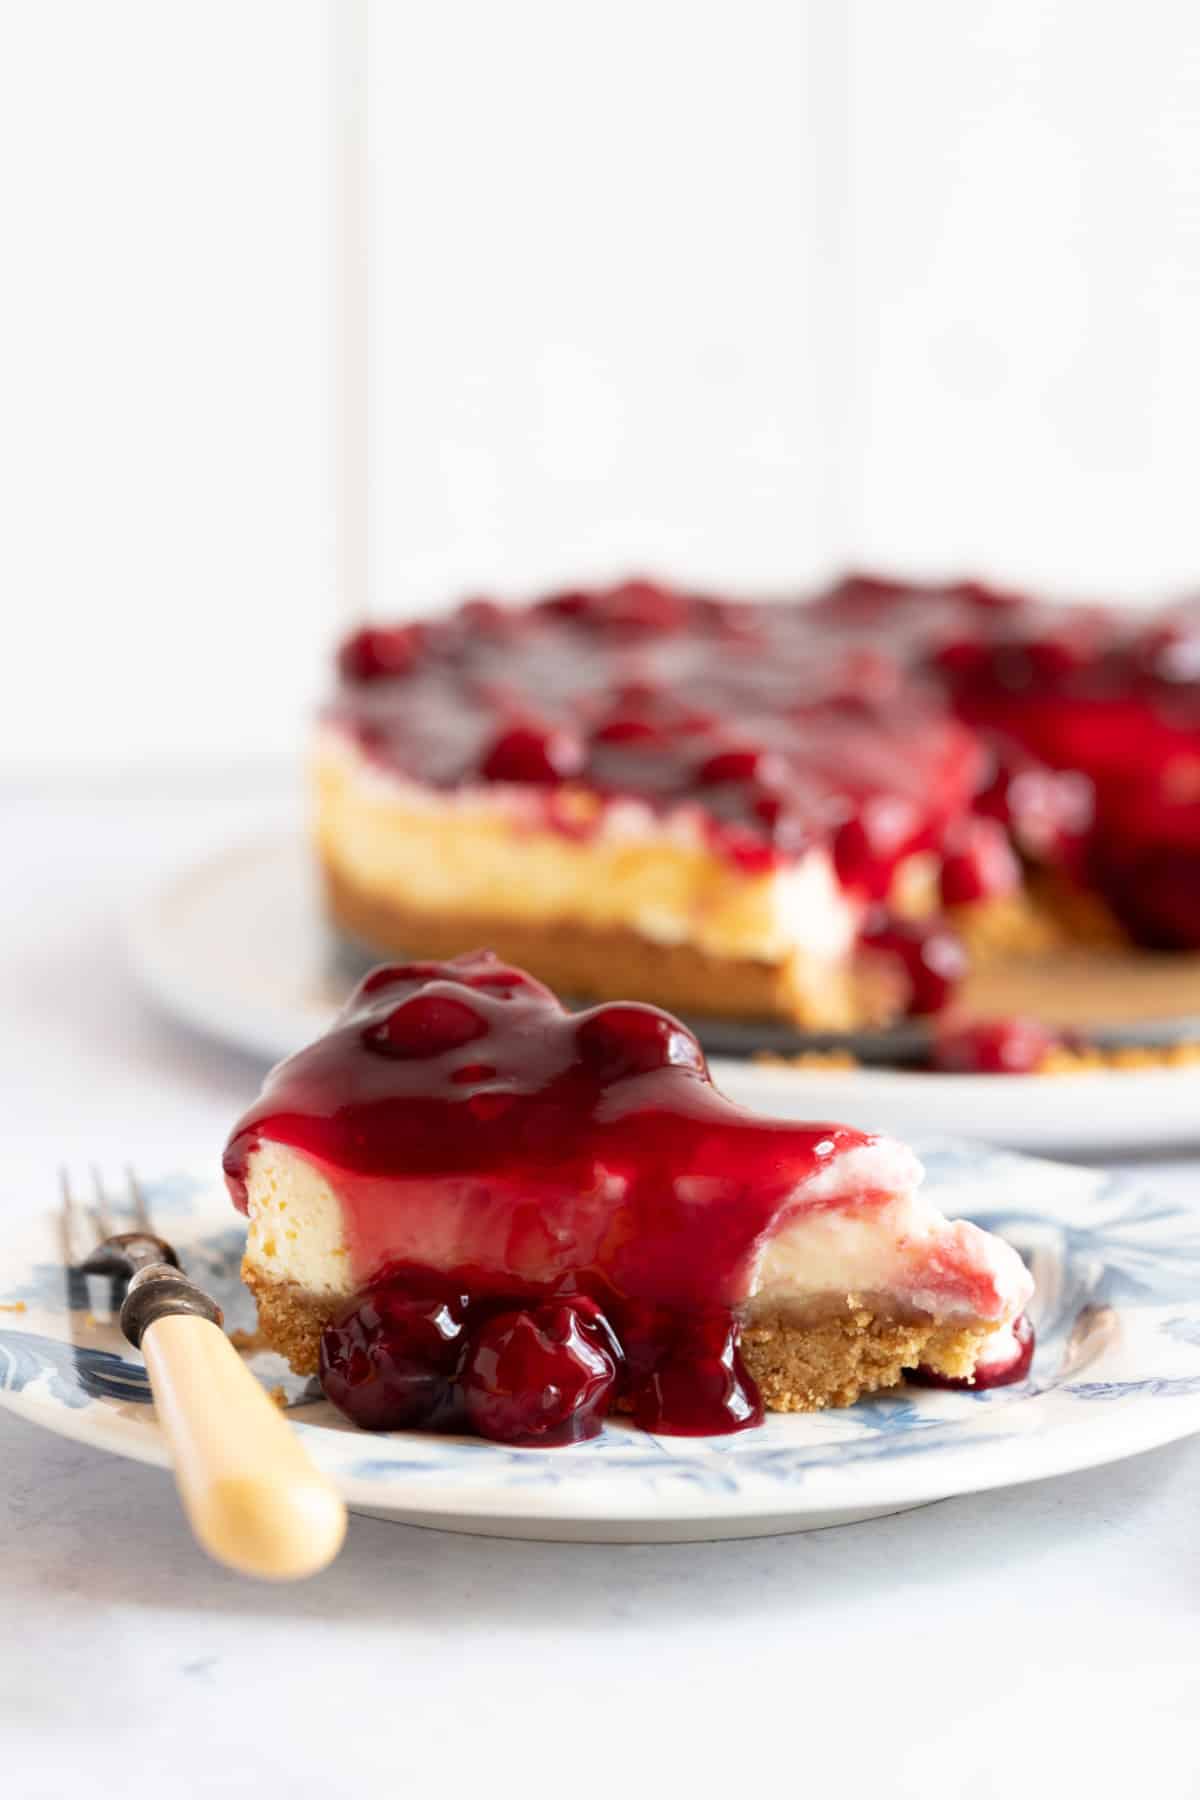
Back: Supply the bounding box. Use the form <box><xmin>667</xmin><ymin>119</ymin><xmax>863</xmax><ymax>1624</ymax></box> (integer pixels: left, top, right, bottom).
<box><xmin>62</xmin><ymin>1166</ymin><xmax>346</xmax><ymax>1581</ymax></box>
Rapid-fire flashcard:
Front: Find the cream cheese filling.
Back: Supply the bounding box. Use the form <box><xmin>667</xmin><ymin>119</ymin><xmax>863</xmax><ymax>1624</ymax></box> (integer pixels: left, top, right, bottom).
<box><xmin>240</xmin><ymin>1136</ymin><xmax>1031</xmax><ymax>1329</ymax></box>
<box><xmin>314</xmin><ymin>727</ymin><xmax>860</xmax><ymax>966</ymax></box>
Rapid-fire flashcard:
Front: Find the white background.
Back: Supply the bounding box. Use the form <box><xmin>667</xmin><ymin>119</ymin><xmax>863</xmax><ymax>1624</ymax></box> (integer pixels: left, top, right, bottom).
<box><xmin>4</xmin><ymin>1</ymin><xmax>1200</xmax><ymax>769</ymax></box>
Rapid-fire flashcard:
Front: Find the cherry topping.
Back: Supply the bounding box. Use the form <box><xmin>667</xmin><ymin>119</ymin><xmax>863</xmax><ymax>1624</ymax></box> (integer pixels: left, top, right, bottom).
<box><xmin>697</xmin><ymin>746</ymin><xmax>770</xmax><ymax>786</ymax></box>
<box><xmin>319</xmin><ymin>1280</ymin><xmax>469</xmax><ymax>1431</ymax></box>
<box><xmin>457</xmin><ymin>597</ymin><xmax>516</xmax><ymax>635</ymax></box>
<box><xmin>575</xmin><ymin>1003</ymin><xmax>707</xmax><ymax>1080</ymax></box>
<box><xmin>602</xmin><ymin>579</ymin><xmax>690</xmax><ymax>633</ymax></box>
<box><xmin>461</xmin><ymin>1301</ymin><xmax>619</xmax><ymax>1446</ymax></box>
<box><xmin>591</xmin><ymin>715</ymin><xmax>664</xmax><ymax>746</ymax></box>
<box><xmin>939</xmin><ymin>817</ymin><xmax>1020</xmax><ymax>907</ymax></box>
<box><xmin>364</xmin><ymin>989</ymin><xmax>489</xmax><ymax>1059</ymax></box>
<box><xmin>859</xmin><ymin>913</ymin><xmax>967</xmax><ymax>1015</ymax></box>
<box><xmin>480</xmin><ymin>723</ymin><xmax>584</xmax><ymax>785</ymax></box>
<box><xmin>974</xmin><ymin>754</ymin><xmax>1093</xmax><ymax>863</ymax></box>
<box><xmin>932</xmin><ymin>637</ymin><xmax>992</xmax><ymax>682</ymax></box>
<box><xmin>833</xmin><ymin>797</ymin><xmax>922</xmax><ymax>901</ymax></box>
<box><xmin>337</xmin><ymin>623</ymin><xmax>425</xmax><ymax>682</ymax></box>
<box><xmin>629</xmin><ymin>1314</ymin><xmax>763</xmax><ymax>1436</ymax></box>
<box><xmin>358</xmin><ymin>959</ymin><xmax>459</xmax><ymax>997</ymax></box>
<box><xmin>1093</xmin><ymin>845</ymin><xmax>1200</xmax><ymax>951</ymax></box>
<box><xmin>909</xmin><ymin>1313</ymin><xmax>1035</xmax><ymax>1390</ymax></box>
<box><xmin>931</xmin><ymin>1017</ymin><xmax>1060</xmax><ymax>1075</ymax></box>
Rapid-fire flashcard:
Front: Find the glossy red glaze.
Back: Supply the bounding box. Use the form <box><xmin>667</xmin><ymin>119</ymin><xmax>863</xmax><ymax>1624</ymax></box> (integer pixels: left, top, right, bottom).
<box><xmin>327</xmin><ymin>577</ymin><xmax>1200</xmax><ymax>953</ymax></box>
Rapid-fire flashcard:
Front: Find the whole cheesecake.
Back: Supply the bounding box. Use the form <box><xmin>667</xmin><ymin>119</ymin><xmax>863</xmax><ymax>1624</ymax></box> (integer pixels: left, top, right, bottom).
<box><xmin>223</xmin><ymin>953</ymin><xmax>1033</xmax><ymax>1443</ymax></box>
<box><xmin>313</xmin><ymin>575</ymin><xmax>1200</xmax><ymax>1031</ymax></box>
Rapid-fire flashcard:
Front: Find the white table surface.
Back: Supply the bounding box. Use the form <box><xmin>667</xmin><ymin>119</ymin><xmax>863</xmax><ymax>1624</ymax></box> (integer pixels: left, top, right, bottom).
<box><xmin>4</xmin><ymin>767</ymin><xmax>1200</xmax><ymax>1799</ymax></box>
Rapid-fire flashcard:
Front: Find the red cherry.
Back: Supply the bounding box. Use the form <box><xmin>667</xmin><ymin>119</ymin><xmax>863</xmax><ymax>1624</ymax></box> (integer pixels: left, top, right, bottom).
<box><xmin>591</xmin><ymin>715</ymin><xmax>665</xmax><ymax>746</ymax></box>
<box><xmin>575</xmin><ymin>1003</ymin><xmax>706</xmax><ymax>1080</ymax></box>
<box><xmin>975</xmin><ymin>756</ymin><xmax>1093</xmax><ymax>865</ymax></box>
<box><xmin>931</xmin><ymin>637</ymin><xmax>993</xmax><ymax>682</ymax></box>
<box><xmin>337</xmin><ymin>624</ymin><xmax>425</xmax><ymax>682</ymax></box>
<box><xmin>909</xmin><ymin>1313</ymin><xmax>1035</xmax><ymax>1390</ymax></box>
<box><xmin>357</xmin><ymin>960</ymin><xmax>457</xmax><ymax>999</ymax></box>
<box><xmin>822</xmin><ymin>572</ymin><xmax>910</xmax><ymax>614</ymax></box>
<box><xmin>479</xmin><ymin>723</ymin><xmax>584</xmax><ymax>784</ymax></box>
<box><xmin>931</xmin><ymin>1017</ymin><xmax>1060</xmax><ymax>1075</ymax></box>
<box><xmin>319</xmin><ymin>1280</ymin><xmax>469</xmax><ymax>1430</ymax></box>
<box><xmin>939</xmin><ymin>817</ymin><xmax>1020</xmax><ymax>907</ymax></box>
<box><xmin>535</xmin><ymin>589</ymin><xmax>593</xmax><ymax>620</ymax></box>
<box><xmin>603</xmin><ymin>580</ymin><xmax>690</xmax><ymax>633</ymax></box>
<box><xmin>364</xmin><ymin>988</ymin><xmax>490</xmax><ymax>1059</ymax></box>
<box><xmin>461</xmin><ymin>1301</ymin><xmax>619</xmax><ymax>1446</ymax></box>
<box><xmin>456</xmin><ymin>597</ymin><xmax>524</xmax><ymax>637</ymax></box>
<box><xmin>859</xmin><ymin>912</ymin><xmax>967</xmax><ymax>1016</ymax></box>
<box><xmin>696</xmin><ymin>746</ymin><xmax>769</xmax><ymax>786</ymax></box>
<box><xmin>947</xmin><ymin>579</ymin><xmax>1024</xmax><ymax>612</ymax></box>
<box><xmin>833</xmin><ymin>796</ymin><xmax>922</xmax><ymax>900</ymax></box>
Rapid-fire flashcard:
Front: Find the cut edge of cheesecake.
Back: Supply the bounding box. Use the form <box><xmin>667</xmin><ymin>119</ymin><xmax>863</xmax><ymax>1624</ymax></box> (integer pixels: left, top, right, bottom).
<box><xmin>238</xmin><ymin>1133</ymin><xmax>1031</xmax><ymax>1415</ymax></box>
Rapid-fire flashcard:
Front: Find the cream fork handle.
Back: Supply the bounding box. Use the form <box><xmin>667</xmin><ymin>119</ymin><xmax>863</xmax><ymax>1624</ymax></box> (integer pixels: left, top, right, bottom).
<box><xmin>141</xmin><ymin>1312</ymin><xmax>347</xmax><ymax>1580</ymax></box>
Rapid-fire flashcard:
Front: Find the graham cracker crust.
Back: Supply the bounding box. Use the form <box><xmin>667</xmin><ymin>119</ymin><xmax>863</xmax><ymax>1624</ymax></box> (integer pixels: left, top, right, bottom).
<box><xmin>321</xmin><ymin>861</ymin><xmax>884</xmax><ymax>1029</ymax></box>
<box><xmin>741</xmin><ymin>1307</ymin><xmax>992</xmax><ymax>1410</ymax></box>
<box><xmin>244</xmin><ymin>1262</ymin><xmax>994</xmax><ymax>1415</ymax></box>
<box><xmin>327</xmin><ymin>857</ymin><xmax>1178</xmax><ymax>1037</ymax></box>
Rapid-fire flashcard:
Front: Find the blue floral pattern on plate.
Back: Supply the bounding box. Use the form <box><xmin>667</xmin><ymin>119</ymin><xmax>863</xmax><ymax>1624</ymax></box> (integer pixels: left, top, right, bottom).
<box><xmin>3</xmin><ymin>1141</ymin><xmax>1200</xmax><ymax>1530</ymax></box>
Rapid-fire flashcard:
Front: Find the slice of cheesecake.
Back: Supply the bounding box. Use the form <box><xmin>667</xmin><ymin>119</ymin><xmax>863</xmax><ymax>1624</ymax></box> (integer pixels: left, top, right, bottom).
<box><xmin>223</xmin><ymin>953</ymin><xmax>1033</xmax><ymax>1441</ymax></box>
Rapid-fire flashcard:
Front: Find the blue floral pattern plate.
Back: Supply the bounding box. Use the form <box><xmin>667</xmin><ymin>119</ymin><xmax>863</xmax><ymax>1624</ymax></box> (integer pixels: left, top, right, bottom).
<box><xmin>3</xmin><ymin>1140</ymin><xmax>1200</xmax><ymax>1542</ymax></box>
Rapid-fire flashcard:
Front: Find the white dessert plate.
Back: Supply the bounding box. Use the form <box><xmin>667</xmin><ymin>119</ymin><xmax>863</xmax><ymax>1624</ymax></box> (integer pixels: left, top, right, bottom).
<box><xmin>3</xmin><ymin>1142</ymin><xmax>1200</xmax><ymax>1543</ymax></box>
<box><xmin>127</xmin><ymin>837</ymin><xmax>1200</xmax><ymax>1152</ymax></box>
